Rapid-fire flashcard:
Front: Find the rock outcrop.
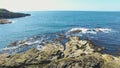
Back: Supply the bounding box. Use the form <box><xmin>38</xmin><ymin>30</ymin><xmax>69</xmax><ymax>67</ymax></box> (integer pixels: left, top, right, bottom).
<box><xmin>0</xmin><ymin>36</ymin><xmax>120</xmax><ymax>68</ymax></box>
<box><xmin>0</xmin><ymin>9</ymin><xmax>30</xmax><ymax>19</ymax></box>
<box><xmin>0</xmin><ymin>8</ymin><xmax>30</xmax><ymax>24</ymax></box>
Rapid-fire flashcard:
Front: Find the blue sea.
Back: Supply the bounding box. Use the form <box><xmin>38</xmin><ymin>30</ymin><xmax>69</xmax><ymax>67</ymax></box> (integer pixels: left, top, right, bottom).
<box><xmin>0</xmin><ymin>11</ymin><xmax>120</xmax><ymax>55</ymax></box>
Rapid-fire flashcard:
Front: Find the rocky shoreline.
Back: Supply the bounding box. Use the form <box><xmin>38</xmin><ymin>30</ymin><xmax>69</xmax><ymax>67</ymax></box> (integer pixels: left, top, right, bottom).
<box><xmin>0</xmin><ymin>36</ymin><xmax>120</xmax><ymax>68</ymax></box>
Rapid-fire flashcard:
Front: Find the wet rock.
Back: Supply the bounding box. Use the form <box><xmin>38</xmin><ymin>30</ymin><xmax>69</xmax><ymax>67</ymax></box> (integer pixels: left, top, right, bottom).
<box><xmin>55</xmin><ymin>34</ymin><xmax>66</xmax><ymax>43</ymax></box>
<box><xmin>95</xmin><ymin>46</ymin><xmax>104</xmax><ymax>52</ymax></box>
<box><xmin>0</xmin><ymin>19</ymin><xmax>12</xmax><ymax>24</ymax></box>
<box><xmin>58</xmin><ymin>34</ymin><xmax>66</xmax><ymax>39</ymax></box>
<box><xmin>70</xmin><ymin>30</ymin><xmax>82</xmax><ymax>33</ymax></box>
<box><xmin>7</xmin><ymin>41</ymin><xmax>17</xmax><ymax>47</ymax></box>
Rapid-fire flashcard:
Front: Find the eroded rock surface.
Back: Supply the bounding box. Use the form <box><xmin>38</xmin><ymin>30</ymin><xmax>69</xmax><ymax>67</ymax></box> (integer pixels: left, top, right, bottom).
<box><xmin>0</xmin><ymin>36</ymin><xmax>120</xmax><ymax>68</ymax></box>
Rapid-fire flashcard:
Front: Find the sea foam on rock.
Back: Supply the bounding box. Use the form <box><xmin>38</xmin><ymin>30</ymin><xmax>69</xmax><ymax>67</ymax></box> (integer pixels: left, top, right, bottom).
<box><xmin>0</xmin><ymin>36</ymin><xmax>120</xmax><ymax>68</ymax></box>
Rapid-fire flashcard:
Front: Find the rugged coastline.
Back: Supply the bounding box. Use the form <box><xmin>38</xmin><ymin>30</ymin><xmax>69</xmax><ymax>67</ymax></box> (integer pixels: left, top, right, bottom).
<box><xmin>0</xmin><ymin>9</ymin><xmax>30</xmax><ymax>24</ymax></box>
<box><xmin>0</xmin><ymin>9</ymin><xmax>119</xmax><ymax>68</ymax></box>
<box><xmin>0</xmin><ymin>9</ymin><xmax>30</xmax><ymax>19</ymax></box>
<box><xmin>0</xmin><ymin>36</ymin><xmax>120</xmax><ymax>68</ymax></box>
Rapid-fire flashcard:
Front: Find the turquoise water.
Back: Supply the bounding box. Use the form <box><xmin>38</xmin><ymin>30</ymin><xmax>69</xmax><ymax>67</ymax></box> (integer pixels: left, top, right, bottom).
<box><xmin>0</xmin><ymin>11</ymin><xmax>120</xmax><ymax>54</ymax></box>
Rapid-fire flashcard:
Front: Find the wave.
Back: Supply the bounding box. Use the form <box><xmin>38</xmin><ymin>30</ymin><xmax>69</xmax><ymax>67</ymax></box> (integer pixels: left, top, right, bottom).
<box><xmin>0</xmin><ymin>27</ymin><xmax>113</xmax><ymax>54</ymax></box>
<box><xmin>66</xmin><ymin>27</ymin><xmax>112</xmax><ymax>35</ymax></box>
<box><xmin>0</xmin><ymin>36</ymin><xmax>49</xmax><ymax>54</ymax></box>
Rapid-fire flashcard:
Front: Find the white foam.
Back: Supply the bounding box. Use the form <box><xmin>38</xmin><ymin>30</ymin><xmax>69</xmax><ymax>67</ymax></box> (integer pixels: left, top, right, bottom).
<box><xmin>95</xmin><ymin>28</ymin><xmax>111</xmax><ymax>33</ymax></box>
<box><xmin>36</xmin><ymin>45</ymin><xmax>43</xmax><ymax>51</ymax></box>
<box><xmin>12</xmin><ymin>21</ymin><xmax>15</xmax><ymax>23</ymax></box>
<box><xmin>66</xmin><ymin>27</ymin><xmax>112</xmax><ymax>35</ymax></box>
<box><xmin>24</xmin><ymin>40</ymin><xmax>40</xmax><ymax>45</ymax></box>
<box><xmin>0</xmin><ymin>46</ymin><xmax>18</xmax><ymax>51</ymax></box>
<box><xmin>0</xmin><ymin>35</ymin><xmax>50</xmax><ymax>54</ymax></box>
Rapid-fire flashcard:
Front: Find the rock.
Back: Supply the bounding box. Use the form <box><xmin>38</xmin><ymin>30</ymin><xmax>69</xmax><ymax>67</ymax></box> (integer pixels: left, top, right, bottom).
<box><xmin>64</xmin><ymin>36</ymin><xmax>95</xmax><ymax>58</ymax></box>
<box><xmin>101</xmin><ymin>54</ymin><xmax>120</xmax><ymax>68</ymax></box>
<box><xmin>58</xmin><ymin>34</ymin><xmax>66</xmax><ymax>39</ymax></box>
<box><xmin>0</xmin><ymin>19</ymin><xmax>12</xmax><ymax>24</ymax></box>
<box><xmin>95</xmin><ymin>46</ymin><xmax>104</xmax><ymax>52</ymax></box>
<box><xmin>0</xmin><ymin>8</ymin><xmax>30</xmax><ymax>19</ymax></box>
<box><xmin>0</xmin><ymin>48</ymin><xmax>39</xmax><ymax>67</ymax></box>
<box><xmin>45</xmin><ymin>53</ymin><xmax>103</xmax><ymax>68</ymax></box>
<box><xmin>55</xmin><ymin>34</ymin><xmax>66</xmax><ymax>42</ymax></box>
<box><xmin>70</xmin><ymin>30</ymin><xmax>82</xmax><ymax>33</ymax></box>
<box><xmin>0</xmin><ymin>36</ymin><xmax>120</xmax><ymax>68</ymax></box>
<box><xmin>7</xmin><ymin>41</ymin><xmax>17</xmax><ymax>47</ymax></box>
<box><xmin>0</xmin><ymin>54</ymin><xmax>10</xmax><ymax>65</ymax></box>
<box><xmin>37</xmin><ymin>43</ymin><xmax>64</xmax><ymax>61</ymax></box>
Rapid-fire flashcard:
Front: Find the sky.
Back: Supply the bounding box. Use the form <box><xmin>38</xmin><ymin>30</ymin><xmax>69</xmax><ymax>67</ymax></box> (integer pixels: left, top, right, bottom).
<box><xmin>0</xmin><ymin>0</ymin><xmax>120</xmax><ymax>11</ymax></box>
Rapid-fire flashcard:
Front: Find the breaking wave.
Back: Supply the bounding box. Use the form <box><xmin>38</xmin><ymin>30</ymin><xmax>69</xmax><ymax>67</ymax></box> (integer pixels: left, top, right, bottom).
<box><xmin>0</xmin><ymin>35</ymin><xmax>51</xmax><ymax>54</ymax></box>
<box><xmin>66</xmin><ymin>27</ymin><xmax>112</xmax><ymax>35</ymax></box>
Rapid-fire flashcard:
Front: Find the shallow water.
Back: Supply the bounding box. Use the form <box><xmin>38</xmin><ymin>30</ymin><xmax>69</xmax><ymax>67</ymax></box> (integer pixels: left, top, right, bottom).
<box><xmin>0</xmin><ymin>11</ymin><xmax>120</xmax><ymax>54</ymax></box>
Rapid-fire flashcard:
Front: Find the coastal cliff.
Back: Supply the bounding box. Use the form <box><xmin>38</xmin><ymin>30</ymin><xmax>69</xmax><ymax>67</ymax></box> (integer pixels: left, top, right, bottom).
<box><xmin>0</xmin><ymin>36</ymin><xmax>120</xmax><ymax>68</ymax></box>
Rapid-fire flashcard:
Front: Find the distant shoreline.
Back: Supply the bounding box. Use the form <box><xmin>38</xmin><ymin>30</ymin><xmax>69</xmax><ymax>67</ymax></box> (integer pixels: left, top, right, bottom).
<box><xmin>0</xmin><ymin>8</ymin><xmax>30</xmax><ymax>24</ymax></box>
<box><xmin>0</xmin><ymin>9</ymin><xmax>30</xmax><ymax>19</ymax></box>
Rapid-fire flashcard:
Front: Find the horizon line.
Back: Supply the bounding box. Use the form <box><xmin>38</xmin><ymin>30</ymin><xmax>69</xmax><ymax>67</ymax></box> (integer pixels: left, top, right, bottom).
<box><xmin>16</xmin><ymin>10</ymin><xmax>120</xmax><ymax>12</ymax></box>
<box><xmin>1</xmin><ymin>8</ymin><xmax>120</xmax><ymax>12</ymax></box>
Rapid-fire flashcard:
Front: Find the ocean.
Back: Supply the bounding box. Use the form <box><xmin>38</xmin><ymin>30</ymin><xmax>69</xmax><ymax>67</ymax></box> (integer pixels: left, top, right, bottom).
<box><xmin>0</xmin><ymin>11</ymin><xmax>120</xmax><ymax>55</ymax></box>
